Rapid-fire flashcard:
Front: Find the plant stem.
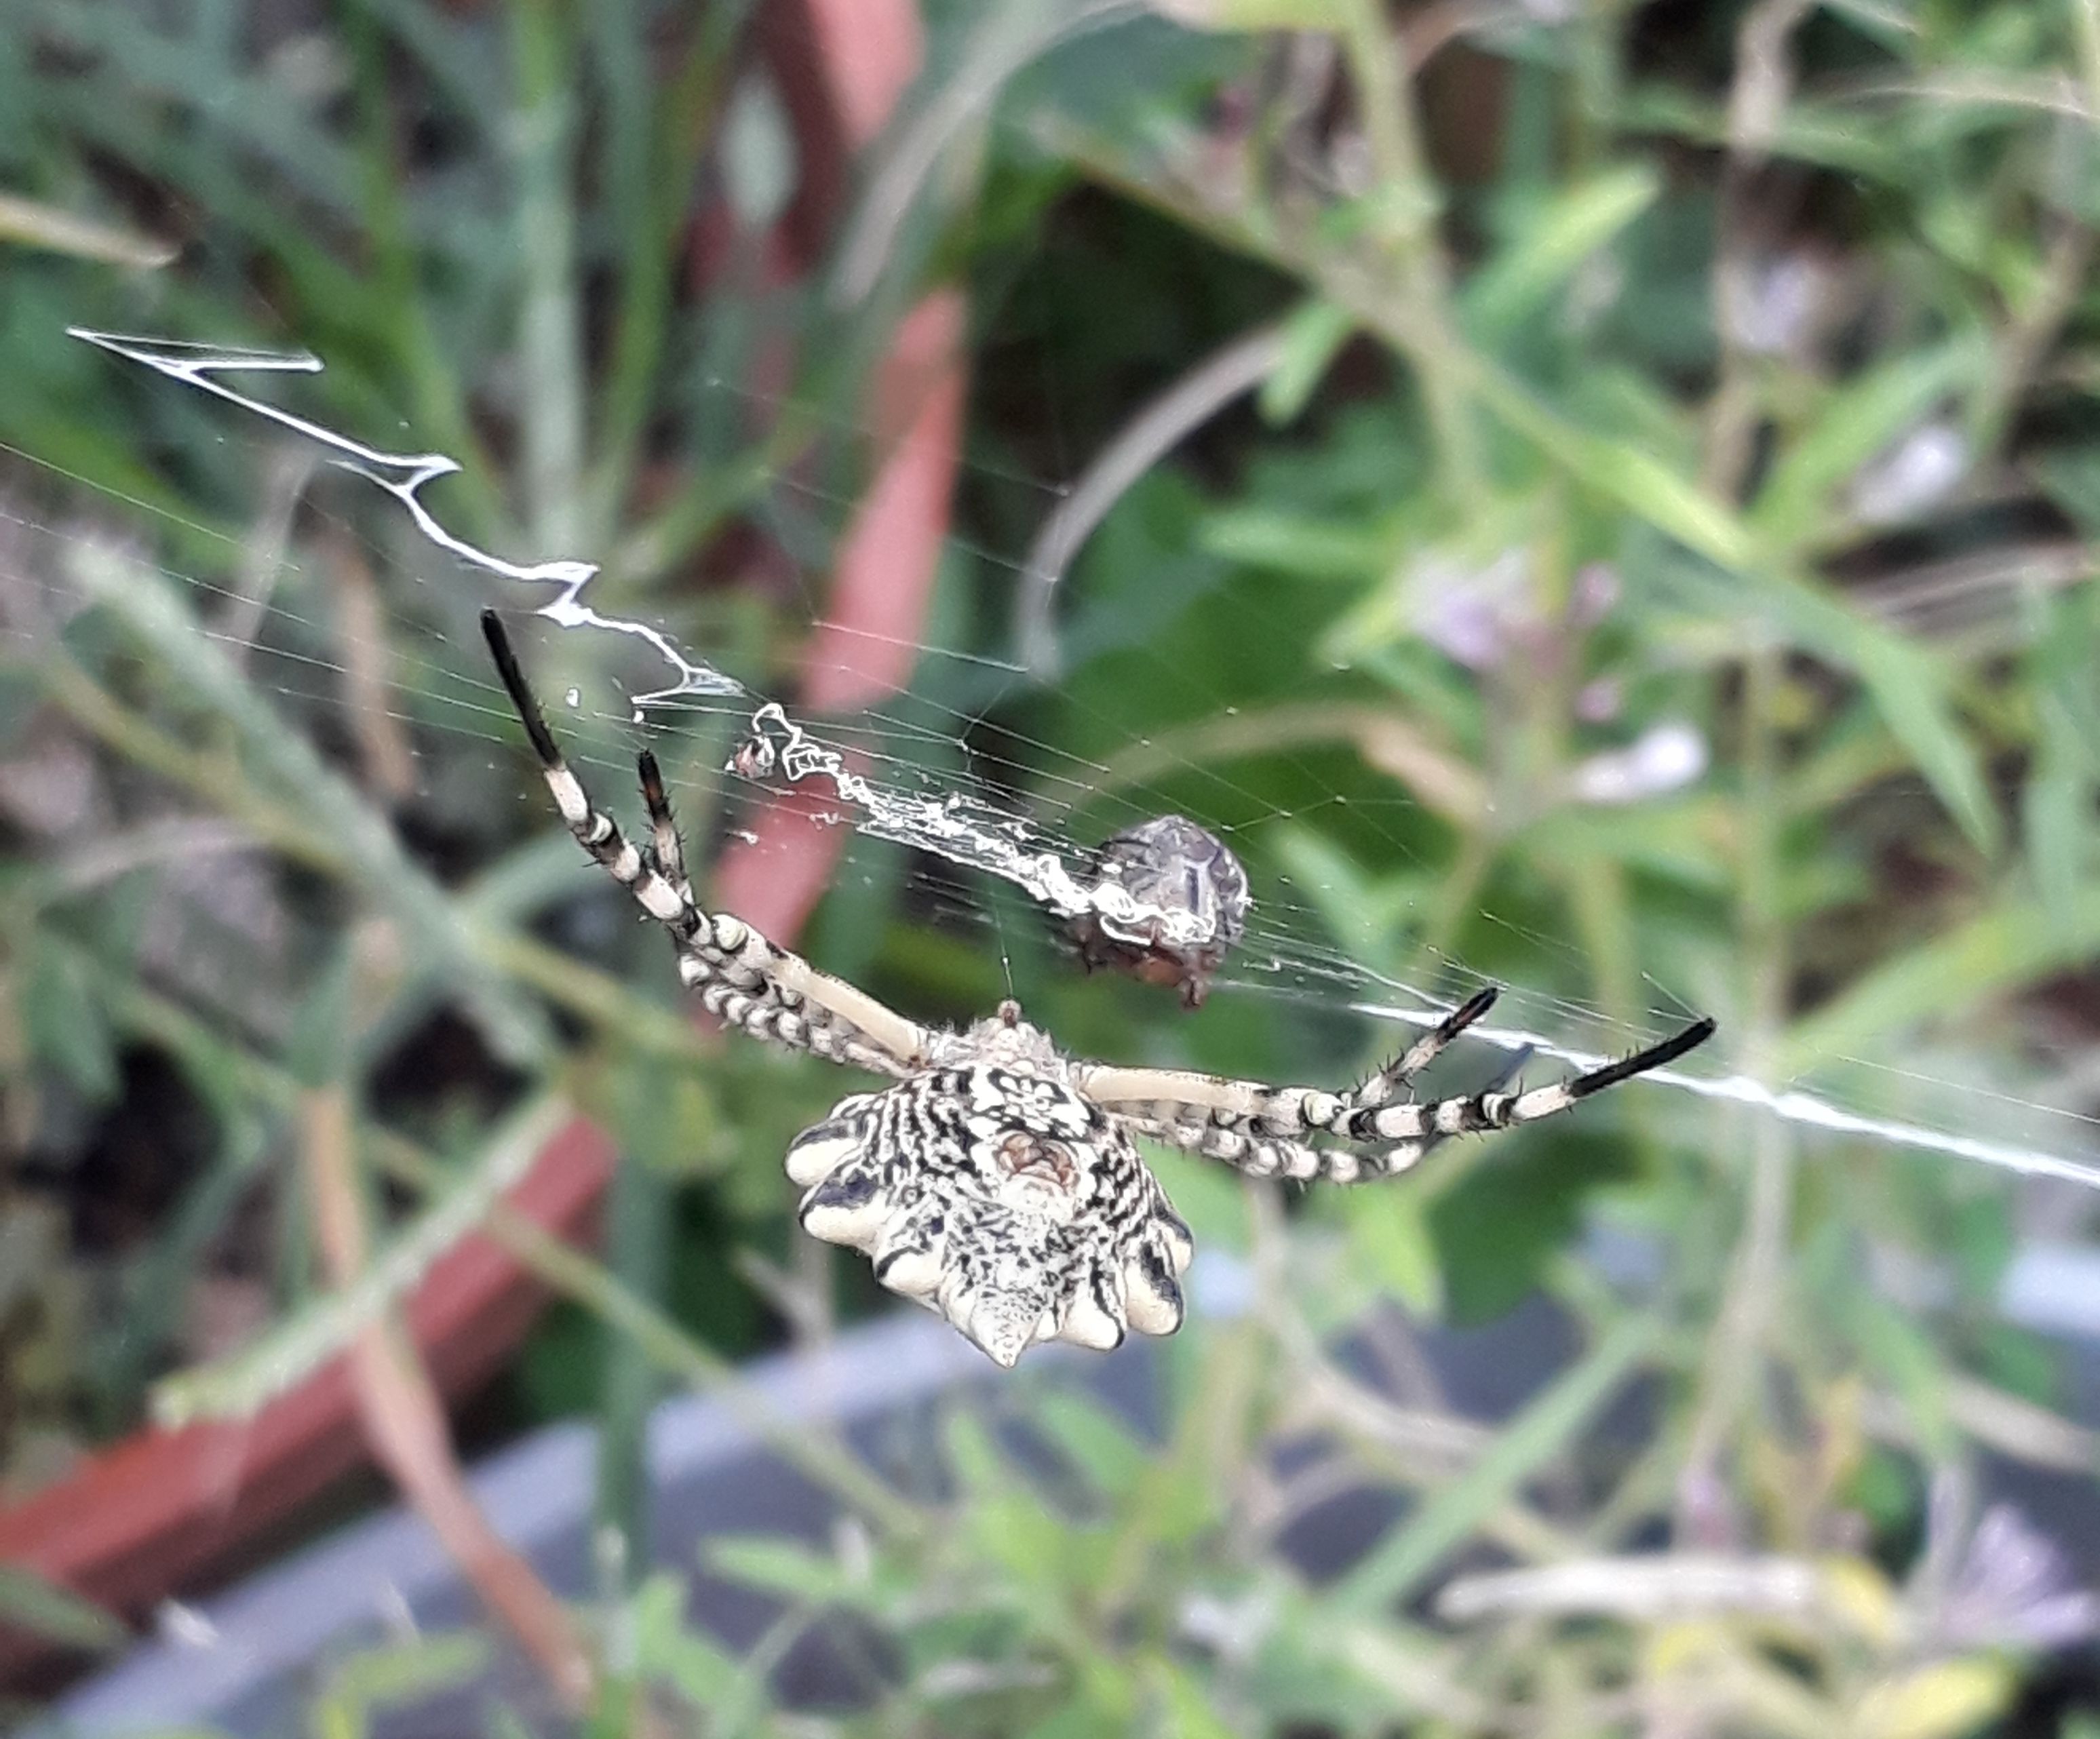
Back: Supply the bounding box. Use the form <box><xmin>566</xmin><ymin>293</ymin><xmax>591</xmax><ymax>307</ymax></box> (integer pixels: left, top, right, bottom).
<box><xmin>1336</xmin><ymin>0</ymin><xmax>1486</xmax><ymax>507</ymax></box>
<box><xmin>1332</xmin><ymin>1312</ymin><xmax>1658</xmax><ymax>1616</ymax></box>
<box><xmin>1676</xmin><ymin>640</ymin><xmax>1795</xmax><ymax>1527</ymax></box>
<box><xmin>595</xmin><ymin>1150</ymin><xmax>670</xmax><ymax>1580</ymax></box>
<box><xmin>511</xmin><ymin>0</ymin><xmax>586</xmax><ymax>558</ymax></box>
<box><xmin>303</xmin><ymin>1083</ymin><xmax>598</xmax><ymax>1711</ymax></box>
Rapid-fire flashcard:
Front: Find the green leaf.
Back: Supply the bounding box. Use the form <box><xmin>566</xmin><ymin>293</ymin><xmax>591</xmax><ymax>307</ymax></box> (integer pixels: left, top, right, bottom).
<box><xmin>1260</xmin><ymin>298</ymin><xmax>1355</xmax><ymax>424</ymax></box>
<box><xmin>1331</xmin><ymin>1314</ymin><xmax>1655</xmax><ymax>1615</ymax></box>
<box><xmin>2023</xmin><ymin>587</ymin><xmax>2100</xmax><ymax>933</ymax></box>
<box><xmin>2027</xmin><ymin>728</ymin><xmax>2087</xmax><ymax>935</ymax></box>
<box><xmin>1034</xmin><ymin>1391</ymin><xmax>1150</xmax><ymax>1498</ymax></box>
<box><xmin>286</xmin><ymin>945</ymin><xmax>355</xmax><ymax>1090</ymax></box>
<box><xmin>1143</xmin><ymin>1145</ymin><xmax>1251</xmax><ymax>1256</ymax></box>
<box><xmin>0</xmin><ymin>1566</ymin><xmax>129</xmax><ymax>1654</ymax></box>
<box><xmin>1850</xmin><ymin>1295</ymin><xmax>1953</xmax><ymax>1458</ymax></box>
<box><xmin>1751</xmin><ymin>338</ymin><xmax>1979</xmax><ymax>542</ymax></box>
<box><xmin>1779</xmin><ymin>878</ymin><xmax>2100</xmax><ymax>1070</ymax></box>
<box><xmin>1852</xmin><ymin>637</ymin><xmax>1998</xmax><ymax>856</ymax></box>
<box><xmin>1460</xmin><ymin>361</ymin><xmax>1996</xmax><ymax>851</ymax></box>
<box><xmin>970</xmin><ymin>1488</ymin><xmax>1077</xmax><ymax>1590</ymax></box>
<box><xmin>1347</xmin><ymin>1188</ymin><xmax>1443</xmax><ymax>1317</ymax></box>
<box><xmin>1199</xmin><ymin>507</ymin><xmax>1398</xmax><ymax>582</ymax></box>
<box><xmin>1150</xmin><ymin>1655</ymin><xmax>1239</xmax><ymax>1738</ymax></box>
<box><xmin>311</xmin><ymin>1633</ymin><xmax>490</xmax><ymax>1734</ymax></box>
<box><xmin>1472</xmin><ymin>365</ymin><xmax>1759</xmax><ymax>570</ymax></box>
<box><xmin>706</xmin><ymin>1537</ymin><xmax>853</xmax><ymax>1603</ymax></box>
<box><xmin>25</xmin><ymin>941</ymin><xmax>118</xmax><ymax>1100</ymax></box>
<box><xmin>1464</xmin><ymin>163</ymin><xmax>1660</xmax><ymax>336</ymax></box>
<box><xmin>631</xmin><ymin>1572</ymin><xmax>739</xmax><ymax>1706</ymax></box>
<box><xmin>1646</xmin><ymin>539</ymin><xmax>1997</xmax><ymax>855</ymax></box>
<box><xmin>1431</xmin><ymin>1131</ymin><xmax>1629</xmax><ymax>1324</ymax></box>
<box><xmin>943</xmin><ymin>1411</ymin><xmax>1093</xmax><ymax>1592</ymax></box>
<box><xmin>1151</xmin><ymin>0</ymin><xmax>1348</xmax><ymax>28</ymax></box>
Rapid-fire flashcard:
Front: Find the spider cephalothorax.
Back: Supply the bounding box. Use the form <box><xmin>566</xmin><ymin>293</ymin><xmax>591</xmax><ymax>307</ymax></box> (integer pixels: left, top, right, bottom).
<box><xmin>483</xmin><ymin>612</ymin><xmax>1715</xmax><ymax>1367</ymax></box>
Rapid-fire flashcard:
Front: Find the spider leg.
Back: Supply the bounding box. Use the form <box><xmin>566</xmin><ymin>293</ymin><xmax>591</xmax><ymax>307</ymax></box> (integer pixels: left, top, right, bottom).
<box><xmin>1334</xmin><ymin>1017</ymin><xmax>1717</xmax><ymax>1144</ymax></box>
<box><xmin>1079</xmin><ymin>1017</ymin><xmax>1715</xmax><ymax>1177</ymax></box>
<box><xmin>1117</xmin><ymin>1110</ymin><xmax>1327</xmax><ymax>1181</ymax></box>
<box><xmin>637</xmin><ymin>749</ymin><xmax>695</xmax><ymax>909</ymax></box>
<box><xmin>483</xmin><ymin>609</ymin><xmax>698</xmax><ymax>936</ymax></box>
<box><xmin>1354</xmin><ymin>1045</ymin><xmax>1532</xmax><ymax>1180</ymax></box>
<box><xmin>1347</xmin><ymin>986</ymin><xmax>1500</xmax><ymax>1110</ymax></box>
<box><xmin>482</xmin><ymin>610</ymin><xmax>935</xmax><ymax>1076</ymax></box>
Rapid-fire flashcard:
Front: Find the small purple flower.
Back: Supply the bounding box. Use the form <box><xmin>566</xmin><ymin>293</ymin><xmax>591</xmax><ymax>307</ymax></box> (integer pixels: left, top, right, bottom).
<box><xmin>1409</xmin><ymin>551</ymin><xmax>1618</xmax><ymax>672</ymax></box>
<box><xmin>1913</xmin><ymin>1472</ymin><xmax>2100</xmax><ymax>1654</ymax></box>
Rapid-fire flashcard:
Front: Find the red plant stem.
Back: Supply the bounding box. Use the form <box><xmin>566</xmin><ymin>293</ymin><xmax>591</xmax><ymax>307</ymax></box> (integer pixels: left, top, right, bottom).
<box><xmin>302</xmin><ymin>1087</ymin><xmax>596</xmax><ymax>1711</ymax></box>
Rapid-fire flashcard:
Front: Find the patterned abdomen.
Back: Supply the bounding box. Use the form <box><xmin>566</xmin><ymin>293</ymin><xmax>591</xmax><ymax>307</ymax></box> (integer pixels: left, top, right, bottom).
<box><xmin>783</xmin><ymin>1065</ymin><xmax>1194</xmax><ymax>1367</ymax></box>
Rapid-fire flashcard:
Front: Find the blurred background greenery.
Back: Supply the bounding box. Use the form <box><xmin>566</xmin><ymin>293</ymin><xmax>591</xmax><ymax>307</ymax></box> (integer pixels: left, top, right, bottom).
<box><xmin>5</xmin><ymin>0</ymin><xmax>2100</xmax><ymax>1732</ymax></box>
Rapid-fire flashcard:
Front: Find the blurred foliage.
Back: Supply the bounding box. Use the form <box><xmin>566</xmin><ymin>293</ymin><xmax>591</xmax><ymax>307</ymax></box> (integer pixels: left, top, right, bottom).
<box><xmin>3</xmin><ymin>0</ymin><xmax>2100</xmax><ymax>1733</ymax></box>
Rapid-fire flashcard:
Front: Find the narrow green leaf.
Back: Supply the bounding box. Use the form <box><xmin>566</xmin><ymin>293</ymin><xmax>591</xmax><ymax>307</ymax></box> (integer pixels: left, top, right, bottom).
<box><xmin>25</xmin><ymin>941</ymin><xmax>118</xmax><ymax>1100</ymax></box>
<box><xmin>1853</xmin><ymin>638</ymin><xmax>1998</xmax><ymax>856</ymax></box>
<box><xmin>2023</xmin><ymin>588</ymin><xmax>2100</xmax><ymax>933</ymax></box>
<box><xmin>2027</xmin><ymin>730</ymin><xmax>2087</xmax><ymax>935</ymax></box>
<box><xmin>632</xmin><ymin>1573</ymin><xmax>739</xmax><ymax>1706</ymax></box>
<box><xmin>0</xmin><ymin>1566</ymin><xmax>129</xmax><ymax>1654</ymax></box>
<box><xmin>1751</xmin><ymin>338</ymin><xmax>1979</xmax><ymax>541</ymax></box>
<box><xmin>1780</xmin><ymin>878</ymin><xmax>2100</xmax><ymax>1071</ymax></box>
<box><xmin>1150</xmin><ymin>1656</ymin><xmax>1240</xmax><ymax>1738</ymax></box>
<box><xmin>706</xmin><ymin>1537</ymin><xmax>851</xmax><ymax>1603</ymax></box>
<box><xmin>1646</xmin><ymin>539</ymin><xmax>1997</xmax><ymax>855</ymax></box>
<box><xmin>1469</xmin><ymin>364</ymin><xmax>1759</xmax><ymax>570</ymax></box>
<box><xmin>1260</xmin><ymin>298</ymin><xmax>1356</xmax><ymax>424</ymax></box>
<box><xmin>1463</xmin><ymin>164</ymin><xmax>1660</xmax><ymax>336</ymax></box>
<box><xmin>1332</xmin><ymin>1314</ymin><xmax>1654</xmax><ymax>1614</ymax></box>
<box><xmin>1200</xmin><ymin>508</ymin><xmax>1398</xmax><ymax>581</ymax></box>
<box><xmin>1034</xmin><ymin>1392</ymin><xmax>1149</xmax><ymax>1497</ymax></box>
<box><xmin>318</xmin><ymin>1633</ymin><xmax>490</xmax><ymax>1721</ymax></box>
<box><xmin>286</xmin><ymin>946</ymin><xmax>355</xmax><ymax>1091</ymax></box>
<box><xmin>1153</xmin><ymin>0</ymin><xmax>1348</xmax><ymax>27</ymax></box>
<box><xmin>1348</xmin><ymin>1188</ymin><xmax>1444</xmax><ymax>1317</ymax></box>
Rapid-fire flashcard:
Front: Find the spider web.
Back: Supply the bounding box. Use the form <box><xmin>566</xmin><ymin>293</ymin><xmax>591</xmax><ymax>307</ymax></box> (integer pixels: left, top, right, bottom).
<box><xmin>10</xmin><ymin>326</ymin><xmax>2100</xmax><ymax>1197</ymax></box>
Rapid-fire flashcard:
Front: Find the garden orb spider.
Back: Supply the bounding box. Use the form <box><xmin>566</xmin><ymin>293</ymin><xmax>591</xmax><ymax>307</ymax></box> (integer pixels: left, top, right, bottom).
<box><xmin>482</xmin><ymin>612</ymin><xmax>1717</xmax><ymax>1368</ymax></box>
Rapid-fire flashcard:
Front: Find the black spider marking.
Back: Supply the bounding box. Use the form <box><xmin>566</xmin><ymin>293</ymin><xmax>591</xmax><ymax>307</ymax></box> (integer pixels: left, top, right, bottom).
<box><xmin>786</xmin><ymin>1060</ymin><xmax>1191</xmax><ymax>1366</ymax></box>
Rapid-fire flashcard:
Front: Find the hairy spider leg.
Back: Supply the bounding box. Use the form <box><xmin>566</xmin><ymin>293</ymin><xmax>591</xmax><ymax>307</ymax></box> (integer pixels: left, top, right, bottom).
<box><xmin>1308</xmin><ymin>1017</ymin><xmax>1715</xmax><ymax>1145</ymax></box>
<box><xmin>1124</xmin><ymin>1042</ymin><xmax>1535</xmax><ymax>1184</ymax></box>
<box><xmin>636</xmin><ymin>749</ymin><xmax>695</xmax><ymax>910</ymax></box>
<box><xmin>1119</xmin><ymin>1111</ymin><xmax>1326</xmax><ymax>1181</ymax></box>
<box><xmin>1346</xmin><ymin>985</ymin><xmax>1500</xmax><ymax>1110</ymax></box>
<box><xmin>1120</xmin><ymin>988</ymin><xmax>1503</xmax><ymax>1180</ymax></box>
<box><xmin>482</xmin><ymin>610</ymin><xmax>702</xmax><ymax>933</ymax></box>
<box><xmin>1076</xmin><ymin>1016</ymin><xmax>1716</xmax><ymax>1181</ymax></box>
<box><xmin>480</xmin><ymin>610</ymin><xmax>932</xmax><ymax>1076</ymax></box>
<box><xmin>1355</xmin><ymin>1044</ymin><xmax>1534</xmax><ymax>1181</ymax></box>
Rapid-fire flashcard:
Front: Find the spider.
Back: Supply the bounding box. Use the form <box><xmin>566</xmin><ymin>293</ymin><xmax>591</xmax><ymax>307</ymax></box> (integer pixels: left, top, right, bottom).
<box><xmin>482</xmin><ymin>612</ymin><xmax>1716</xmax><ymax>1368</ymax></box>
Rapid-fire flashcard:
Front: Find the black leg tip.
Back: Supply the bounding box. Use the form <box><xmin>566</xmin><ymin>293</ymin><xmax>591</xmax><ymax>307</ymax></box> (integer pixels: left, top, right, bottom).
<box><xmin>480</xmin><ymin>608</ymin><xmax>562</xmax><ymax>766</ymax></box>
<box><xmin>1442</xmin><ymin>984</ymin><xmax>1500</xmax><ymax>1036</ymax></box>
<box><xmin>637</xmin><ymin>749</ymin><xmax>667</xmax><ymax>810</ymax></box>
<box><xmin>1570</xmin><ymin>1015</ymin><xmax>1717</xmax><ymax>1099</ymax></box>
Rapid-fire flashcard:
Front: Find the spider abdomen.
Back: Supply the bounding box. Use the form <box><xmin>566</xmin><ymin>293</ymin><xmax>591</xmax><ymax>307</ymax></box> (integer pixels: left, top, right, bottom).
<box><xmin>781</xmin><ymin>1063</ymin><xmax>1194</xmax><ymax>1367</ymax></box>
